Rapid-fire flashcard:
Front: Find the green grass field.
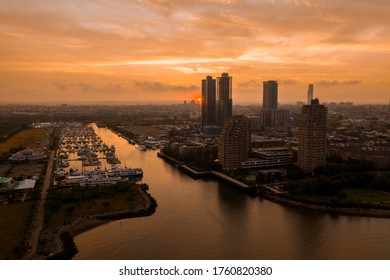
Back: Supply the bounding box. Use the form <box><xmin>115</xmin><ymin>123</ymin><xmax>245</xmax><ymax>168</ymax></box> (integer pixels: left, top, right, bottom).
<box><xmin>0</xmin><ymin>128</ymin><xmax>46</xmax><ymax>153</ymax></box>
<box><xmin>0</xmin><ymin>200</ymin><xmax>35</xmax><ymax>259</ymax></box>
<box><xmin>45</xmin><ymin>193</ymin><xmax>144</xmax><ymax>229</ymax></box>
<box><xmin>44</xmin><ymin>184</ymin><xmax>145</xmax><ymax>229</ymax></box>
<box><xmin>287</xmin><ymin>188</ymin><xmax>390</xmax><ymax>206</ymax></box>
<box><xmin>346</xmin><ymin>189</ymin><xmax>390</xmax><ymax>203</ymax></box>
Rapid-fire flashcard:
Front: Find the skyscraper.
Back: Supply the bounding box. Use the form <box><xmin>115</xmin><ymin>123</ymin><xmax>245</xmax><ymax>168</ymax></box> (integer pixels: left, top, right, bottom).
<box><xmin>307</xmin><ymin>84</ymin><xmax>314</xmax><ymax>105</ymax></box>
<box><xmin>263</xmin><ymin>80</ymin><xmax>278</xmax><ymax>110</ymax></box>
<box><xmin>260</xmin><ymin>80</ymin><xmax>287</xmax><ymax>130</ymax></box>
<box><xmin>297</xmin><ymin>98</ymin><xmax>327</xmax><ymax>174</ymax></box>
<box><xmin>201</xmin><ymin>76</ymin><xmax>216</xmax><ymax>127</ymax></box>
<box><xmin>216</xmin><ymin>73</ymin><xmax>232</xmax><ymax>127</ymax></box>
<box><xmin>218</xmin><ymin>115</ymin><xmax>251</xmax><ymax>170</ymax></box>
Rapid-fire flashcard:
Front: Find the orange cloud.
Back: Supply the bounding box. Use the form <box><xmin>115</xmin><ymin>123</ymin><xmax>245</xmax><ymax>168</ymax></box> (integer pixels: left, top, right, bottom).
<box><xmin>0</xmin><ymin>0</ymin><xmax>389</xmax><ymax>104</ymax></box>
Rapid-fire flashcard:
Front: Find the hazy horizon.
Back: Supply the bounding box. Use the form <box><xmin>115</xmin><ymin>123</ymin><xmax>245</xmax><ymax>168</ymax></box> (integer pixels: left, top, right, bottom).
<box><xmin>1</xmin><ymin>0</ymin><xmax>389</xmax><ymax>104</ymax></box>
<box><xmin>1</xmin><ymin>99</ymin><xmax>388</xmax><ymax>106</ymax></box>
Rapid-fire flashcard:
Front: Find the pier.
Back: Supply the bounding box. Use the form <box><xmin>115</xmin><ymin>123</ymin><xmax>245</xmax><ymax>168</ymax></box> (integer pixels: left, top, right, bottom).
<box><xmin>157</xmin><ymin>152</ymin><xmax>250</xmax><ymax>190</ymax></box>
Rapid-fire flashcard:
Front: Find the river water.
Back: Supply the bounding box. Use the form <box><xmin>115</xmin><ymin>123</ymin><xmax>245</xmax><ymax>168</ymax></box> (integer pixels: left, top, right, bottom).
<box><xmin>73</xmin><ymin>124</ymin><xmax>390</xmax><ymax>259</ymax></box>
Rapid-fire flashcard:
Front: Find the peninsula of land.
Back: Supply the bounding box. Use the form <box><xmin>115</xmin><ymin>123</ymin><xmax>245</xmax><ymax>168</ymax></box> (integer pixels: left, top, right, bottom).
<box><xmin>37</xmin><ymin>184</ymin><xmax>157</xmax><ymax>260</ymax></box>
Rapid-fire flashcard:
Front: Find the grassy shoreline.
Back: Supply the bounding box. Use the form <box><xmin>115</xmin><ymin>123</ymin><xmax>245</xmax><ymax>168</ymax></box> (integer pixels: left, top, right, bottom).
<box><xmin>262</xmin><ymin>192</ymin><xmax>390</xmax><ymax>218</ymax></box>
<box><xmin>36</xmin><ymin>183</ymin><xmax>157</xmax><ymax>260</ymax></box>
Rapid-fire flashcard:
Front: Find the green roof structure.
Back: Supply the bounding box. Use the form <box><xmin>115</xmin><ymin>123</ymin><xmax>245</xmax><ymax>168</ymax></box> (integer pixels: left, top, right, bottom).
<box><xmin>0</xmin><ymin>177</ymin><xmax>12</xmax><ymax>184</ymax></box>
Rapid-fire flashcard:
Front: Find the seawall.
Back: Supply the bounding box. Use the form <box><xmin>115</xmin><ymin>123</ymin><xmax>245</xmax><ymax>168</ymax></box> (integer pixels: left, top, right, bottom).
<box><xmin>157</xmin><ymin>152</ymin><xmax>251</xmax><ymax>192</ymax></box>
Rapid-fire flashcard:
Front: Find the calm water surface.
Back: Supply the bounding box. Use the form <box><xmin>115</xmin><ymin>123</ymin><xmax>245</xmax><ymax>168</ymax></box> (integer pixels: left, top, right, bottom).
<box><xmin>73</xmin><ymin>125</ymin><xmax>390</xmax><ymax>259</ymax></box>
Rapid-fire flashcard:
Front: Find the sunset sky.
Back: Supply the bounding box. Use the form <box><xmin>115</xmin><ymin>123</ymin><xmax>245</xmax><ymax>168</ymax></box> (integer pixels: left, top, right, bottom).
<box><xmin>1</xmin><ymin>0</ymin><xmax>389</xmax><ymax>104</ymax></box>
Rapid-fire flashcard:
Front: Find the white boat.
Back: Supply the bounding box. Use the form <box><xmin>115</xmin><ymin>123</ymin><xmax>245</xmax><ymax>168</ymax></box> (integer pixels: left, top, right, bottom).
<box><xmin>69</xmin><ymin>169</ymin><xmax>83</xmax><ymax>176</ymax></box>
<box><xmin>59</xmin><ymin>160</ymin><xmax>69</xmax><ymax>168</ymax></box>
<box><xmin>79</xmin><ymin>175</ymin><xmax>120</xmax><ymax>187</ymax></box>
<box><xmin>120</xmin><ymin>168</ymin><xmax>143</xmax><ymax>177</ymax></box>
<box><xmin>136</xmin><ymin>145</ymin><xmax>146</xmax><ymax>151</ymax></box>
<box><xmin>54</xmin><ymin>168</ymin><xmax>67</xmax><ymax>178</ymax></box>
<box><xmin>107</xmin><ymin>167</ymin><xmax>143</xmax><ymax>178</ymax></box>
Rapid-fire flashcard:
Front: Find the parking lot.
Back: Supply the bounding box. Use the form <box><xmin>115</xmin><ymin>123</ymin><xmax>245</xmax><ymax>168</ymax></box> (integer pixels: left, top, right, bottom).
<box><xmin>0</xmin><ymin>162</ymin><xmax>45</xmax><ymax>181</ymax></box>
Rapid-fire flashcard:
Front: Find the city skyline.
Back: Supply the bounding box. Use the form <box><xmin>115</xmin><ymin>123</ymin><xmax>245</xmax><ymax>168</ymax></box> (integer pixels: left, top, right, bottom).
<box><xmin>1</xmin><ymin>0</ymin><xmax>389</xmax><ymax>104</ymax></box>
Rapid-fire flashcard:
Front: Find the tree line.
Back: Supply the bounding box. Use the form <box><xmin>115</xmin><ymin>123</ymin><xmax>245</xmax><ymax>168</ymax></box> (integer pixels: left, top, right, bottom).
<box><xmin>284</xmin><ymin>158</ymin><xmax>390</xmax><ymax>197</ymax></box>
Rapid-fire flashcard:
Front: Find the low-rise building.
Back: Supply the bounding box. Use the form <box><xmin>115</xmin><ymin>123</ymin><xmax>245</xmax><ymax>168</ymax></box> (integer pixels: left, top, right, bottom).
<box><xmin>0</xmin><ymin>177</ymin><xmax>15</xmax><ymax>192</ymax></box>
<box><xmin>242</xmin><ymin>148</ymin><xmax>293</xmax><ymax>169</ymax></box>
<box><xmin>251</xmin><ymin>136</ymin><xmax>285</xmax><ymax>149</ymax></box>
<box><xmin>328</xmin><ymin>146</ymin><xmax>390</xmax><ymax>169</ymax></box>
<box><xmin>9</xmin><ymin>148</ymin><xmax>47</xmax><ymax>162</ymax></box>
<box><xmin>14</xmin><ymin>179</ymin><xmax>36</xmax><ymax>193</ymax></box>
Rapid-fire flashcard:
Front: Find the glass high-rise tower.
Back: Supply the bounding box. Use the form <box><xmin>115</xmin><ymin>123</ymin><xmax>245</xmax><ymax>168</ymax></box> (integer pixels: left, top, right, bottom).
<box><xmin>216</xmin><ymin>73</ymin><xmax>232</xmax><ymax>127</ymax></box>
<box><xmin>263</xmin><ymin>80</ymin><xmax>278</xmax><ymax>110</ymax></box>
<box><xmin>307</xmin><ymin>84</ymin><xmax>314</xmax><ymax>105</ymax></box>
<box><xmin>201</xmin><ymin>76</ymin><xmax>216</xmax><ymax>127</ymax></box>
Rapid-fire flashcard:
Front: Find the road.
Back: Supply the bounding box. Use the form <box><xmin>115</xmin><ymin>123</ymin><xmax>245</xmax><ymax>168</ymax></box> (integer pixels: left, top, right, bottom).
<box><xmin>24</xmin><ymin>150</ymin><xmax>55</xmax><ymax>259</ymax></box>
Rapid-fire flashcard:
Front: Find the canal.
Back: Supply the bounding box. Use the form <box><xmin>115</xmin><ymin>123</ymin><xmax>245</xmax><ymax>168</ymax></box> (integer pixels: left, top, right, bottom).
<box><xmin>73</xmin><ymin>124</ymin><xmax>390</xmax><ymax>259</ymax></box>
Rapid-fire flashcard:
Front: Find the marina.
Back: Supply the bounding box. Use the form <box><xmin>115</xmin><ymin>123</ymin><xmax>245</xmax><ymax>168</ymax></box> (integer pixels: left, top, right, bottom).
<box><xmin>54</xmin><ymin>123</ymin><xmax>143</xmax><ymax>188</ymax></box>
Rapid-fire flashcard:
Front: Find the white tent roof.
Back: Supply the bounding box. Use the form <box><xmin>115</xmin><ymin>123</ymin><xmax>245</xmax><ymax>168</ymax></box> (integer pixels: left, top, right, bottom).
<box><xmin>15</xmin><ymin>179</ymin><xmax>36</xmax><ymax>191</ymax></box>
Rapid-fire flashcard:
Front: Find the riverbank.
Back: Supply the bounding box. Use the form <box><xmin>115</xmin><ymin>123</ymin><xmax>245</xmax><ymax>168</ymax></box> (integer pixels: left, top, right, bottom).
<box><xmin>157</xmin><ymin>152</ymin><xmax>390</xmax><ymax>219</ymax></box>
<box><xmin>36</xmin><ymin>187</ymin><xmax>157</xmax><ymax>260</ymax></box>
<box><xmin>263</xmin><ymin>193</ymin><xmax>390</xmax><ymax>218</ymax></box>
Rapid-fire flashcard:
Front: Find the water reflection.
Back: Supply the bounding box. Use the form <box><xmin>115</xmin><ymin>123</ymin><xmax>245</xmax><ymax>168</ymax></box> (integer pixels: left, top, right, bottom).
<box><xmin>284</xmin><ymin>210</ymin><xmax>327</xmax><ymax>259</ymax></box>
<box><xmin>73</xmin><ymin>125</ymin><xmax>390</xmax><ymax>259</ymax></box>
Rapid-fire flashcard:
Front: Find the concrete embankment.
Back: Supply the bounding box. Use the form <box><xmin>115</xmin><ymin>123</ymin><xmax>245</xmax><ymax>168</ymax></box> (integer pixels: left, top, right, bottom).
<box><xmin>157</xmin><ymin>152</ymin><xmax>182</xmax><ymax>165</ymax></box>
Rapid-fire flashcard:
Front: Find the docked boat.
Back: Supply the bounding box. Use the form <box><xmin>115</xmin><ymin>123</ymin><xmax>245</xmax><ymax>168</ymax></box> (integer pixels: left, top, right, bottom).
<box><xmin>79</xmin><ymin>175</ymin><xmax>121</xmax><ymax>187</ymax></box>
<box><xmin>107</xmin><ymin>167</ymin><xmax>143</xmax><ymax>178</ymax></box>
<box><xmin>69</xmin><ymin>168</ymin><xmax>83</xmax><ymax>176</ymax></box>
<box><xmin>59</xmin><ymin>160</ymin><xmax>70</xmax><ymax>168</ymax></box>
<box><xmin>136</xmin><ymin>145</ymin><xmax>146</xmax><ymax>151</ymax></box>
<box><xmin>58</xmin><ymin>175</ymin><xmax>86</xmax><ymax>188</ymax></box>
<box><xmin>54</xmin><ymin>168</ymin><xmax>67</xmax><ymax>180</ymax></box>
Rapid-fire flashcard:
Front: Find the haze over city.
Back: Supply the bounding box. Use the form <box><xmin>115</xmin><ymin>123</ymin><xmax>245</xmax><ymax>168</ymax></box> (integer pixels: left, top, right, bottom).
<box><xmin>1</xmin><ymin>0</ymin><xmax>389</xmax><ymax>104</ymax></box>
